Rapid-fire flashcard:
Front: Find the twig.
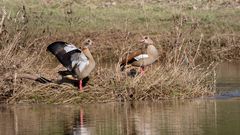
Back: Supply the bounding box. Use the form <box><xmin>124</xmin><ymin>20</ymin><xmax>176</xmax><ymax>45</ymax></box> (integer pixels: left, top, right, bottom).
<box><xmin>13</xmin><ymin>72</ymin><xmax>17</xmax><ymax>95</ymax></box>
<box><xmin>0</xmin><ymin>7</ymin><xmax>7</xmax><ymax>35</ymax></box>
<box><xmin>192</xmin><ymin>33</ymin><xmax>203</xmax><ymax>64</ymax></box>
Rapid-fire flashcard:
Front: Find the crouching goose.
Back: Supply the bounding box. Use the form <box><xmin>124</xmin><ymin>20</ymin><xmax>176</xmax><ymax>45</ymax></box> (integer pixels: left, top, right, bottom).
<box><xmin>120</xmin><ymin>36</ymin><xmax>159</xmax><ymax>75</ymax></box>
<box><xmin>47</xmin><ymin>39</ymin><xmax>95</xmax><ymax>91</ymax></box>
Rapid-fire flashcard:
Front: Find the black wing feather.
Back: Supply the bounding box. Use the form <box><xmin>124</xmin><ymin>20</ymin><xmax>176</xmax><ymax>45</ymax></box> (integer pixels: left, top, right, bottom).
<box><xmin>47</xmin><ymin>41</ymin><xmax>67</xmax><ymax>55</ymax></box>
<box><xmin>120</xmin><ymin>58</ymin><xmax>137</xmax><ymax>71</ymax></box>
<box><xmin>47</xmin><ymin>41</ymin><xmax>81</xmax><ymax>72</ymax></box>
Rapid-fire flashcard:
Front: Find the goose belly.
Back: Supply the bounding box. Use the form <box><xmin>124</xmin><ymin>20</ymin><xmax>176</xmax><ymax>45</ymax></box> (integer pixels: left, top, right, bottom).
<box><xmin>132</xmin><ymin>57</ymin><xmax>157</xmax><ymax>67</ymax></box>
<box><xmin>79</xmin><ymin>62</ymin><xmax>95</xmax><ymax>79</ymax></box>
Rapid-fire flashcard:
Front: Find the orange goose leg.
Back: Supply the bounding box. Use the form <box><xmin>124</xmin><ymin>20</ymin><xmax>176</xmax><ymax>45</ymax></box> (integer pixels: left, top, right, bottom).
<box><xmin>140</xmin><ymin>67</ymin><xmax>145</xmax><ymax>75</ymax></box>
<box><xmin>79</xmin><ymin>80</ymin><xmax>83</xmax><ymax>91</ymax></box>
<box><xmin>80</xmin><ymin>109</ymin><xmax>84</xmax><ymax>127</ymax></box>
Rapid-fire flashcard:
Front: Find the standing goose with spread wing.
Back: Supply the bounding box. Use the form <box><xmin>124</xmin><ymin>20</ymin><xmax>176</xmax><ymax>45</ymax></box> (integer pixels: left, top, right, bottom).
<box><xmin>47</xmin><ymin>39</ymin><xmax>95</xmax><ymax>91</ymax></box>
<box><xmin>120</xmin><ymin>36</ymin><xmax>159</xmax><ymax>75</ymax></box>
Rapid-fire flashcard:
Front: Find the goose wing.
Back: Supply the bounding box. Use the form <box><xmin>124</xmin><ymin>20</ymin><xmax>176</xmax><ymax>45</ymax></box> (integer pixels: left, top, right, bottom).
<box><xmin>47</xmin><ymin>41</ymin><xmax>82</xmax><ymax>71</ymax></box>
<box><xmin>71</xmin><ymin>52</ymin><xmax>89</xmax><ymax>73</ymax></box>
<box><xmin>120</xmin><ymin>49</ymin><xmax>144</xmax><ymax>65</ymax></box>
<box><xmin>133</xmin><ymin>54</ymin><xmax>149</xmax><ymax>61</ymax></box>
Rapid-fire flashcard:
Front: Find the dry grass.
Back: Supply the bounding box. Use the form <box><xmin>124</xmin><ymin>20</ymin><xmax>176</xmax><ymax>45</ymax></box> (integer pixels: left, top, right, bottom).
<box><xmin>0</xmin><ymin>0</ymin><xmax>239</xmax><ymax>104</ymax></box>
<box><xmin>0</xmin><ymin>25</ymin><xmax>217</xmax><ymax>104</ymax></box>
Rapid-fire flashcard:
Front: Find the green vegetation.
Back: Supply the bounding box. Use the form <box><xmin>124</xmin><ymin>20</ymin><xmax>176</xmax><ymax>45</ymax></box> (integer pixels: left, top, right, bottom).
<box><xmin>0</xmin><ymin>0</ymin><xmax>239</xmax><ymax>104</ymax></box>
<box><xmin>1</xmin><ymin>0</ymin><xmax>240</xmax><ymax>32</ymax></box>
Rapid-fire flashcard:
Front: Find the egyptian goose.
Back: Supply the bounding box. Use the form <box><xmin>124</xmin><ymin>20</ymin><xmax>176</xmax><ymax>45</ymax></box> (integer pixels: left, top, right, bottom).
<box><xmin>47</xmin><ymin>39</ymin><xmax>95</xmax><ymax>91</ymax></box>
<box><xmin>120</xmin><ymin>36</ymin><xmax>159</xmax><ymax>75</ymax></box>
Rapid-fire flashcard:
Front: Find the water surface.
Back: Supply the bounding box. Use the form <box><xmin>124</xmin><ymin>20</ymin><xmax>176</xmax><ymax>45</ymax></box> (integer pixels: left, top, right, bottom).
<box><xmin>0</xmin><ymin>61</ymin><xmax>240</xmax><ymax>135</ymax></box>
<box><xmin>216</xmin><ymin>61</ymin><xmax>240</xmax><ymax>97</ymax></box>
<box><xmin>0</xmin><ymin>99</ymin><xmax>240</xmax><ymax>135</ymax></box>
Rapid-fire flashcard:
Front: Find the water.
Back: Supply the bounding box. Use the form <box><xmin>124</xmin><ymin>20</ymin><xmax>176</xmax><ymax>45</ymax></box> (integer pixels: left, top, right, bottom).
<box><xmin>216</xmin><ymin>61</ymin><xmax>240</xmax><ymax>98</ymax></box>
<box><xmin>0</xmin><ymin>61</ymin><xmax>240</xmax><ymax>135</ymax></box>
<box><xmin>0</xmin><ymin>100</ymin><xmax>240</xmax><ymax>135</ymax></box>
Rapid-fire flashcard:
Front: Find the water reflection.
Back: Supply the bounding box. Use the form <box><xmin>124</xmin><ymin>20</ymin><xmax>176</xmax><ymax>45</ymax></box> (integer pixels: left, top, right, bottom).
<box><xmin>0</xmin><ymin>100</ymin><xmax>240</xmax><ymax>135</ymax></box>
<box><xmin>72</xmin><ymin>108</ymin><xmax>91</xmax><ymax>135</ymax></box>
<box><xmin>1</xmin><ymin>61</ymin><xmax>240</xmax><ymax>135</ymax></box>
<box><xmin>217</xmin><ymin>61</ymin><xmax>240</xmax><ymax>97</ymax></box>
<box><xmin>217</xmin><ymin>61</ymin><xmax>240</xmax><ymax>85</ymax></box>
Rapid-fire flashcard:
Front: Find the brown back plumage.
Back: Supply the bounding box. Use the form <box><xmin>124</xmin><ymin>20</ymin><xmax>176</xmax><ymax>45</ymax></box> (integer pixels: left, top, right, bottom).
<box><xmin>120</xmin><ymin>36</ymin><xmax>159</xmax><ymax>71</ymax></box>
<box><xmin>120</xmin><ymin>48</ymin><xmax>147</xmax><ymax>71</ymax></box>
<box><xmin>121</xmin><ymin>49</ymin><xmax>143</xmax><ymax>65</ymax></box>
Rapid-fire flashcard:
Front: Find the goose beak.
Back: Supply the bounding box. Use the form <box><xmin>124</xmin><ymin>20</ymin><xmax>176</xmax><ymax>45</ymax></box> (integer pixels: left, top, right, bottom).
<box><xmin>88</xmin><ymin>42</ymin><xmax>94</xmax><ymax>48</ymax></box>
<box><xmin>139</xmin><ymin>39</ymin><xmax>145</xmax><ymax>43</ymax></box>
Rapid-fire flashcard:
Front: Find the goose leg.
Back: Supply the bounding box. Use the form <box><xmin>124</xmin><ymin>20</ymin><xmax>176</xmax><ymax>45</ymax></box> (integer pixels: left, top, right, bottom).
<box><xmin>79</xmin><ymin>80</ymin><xmax>83</xmax><ymax>91</ymax></box>
<box><xmin>140</xmin><ymin>66</ymin><xmax>145</xmax><ymax>75</ymax></box>
<box><xmin>80</xmin><ymin>109</ymin><xmax>84</xmax><ymax>127</ymax></box>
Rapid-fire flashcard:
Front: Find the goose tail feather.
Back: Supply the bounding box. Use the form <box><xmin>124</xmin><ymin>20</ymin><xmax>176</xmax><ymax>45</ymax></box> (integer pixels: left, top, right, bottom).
<box><xmin>35</xmin><ymin>76</ymin><xmax>52</xmax><ymax>84</ymax></box>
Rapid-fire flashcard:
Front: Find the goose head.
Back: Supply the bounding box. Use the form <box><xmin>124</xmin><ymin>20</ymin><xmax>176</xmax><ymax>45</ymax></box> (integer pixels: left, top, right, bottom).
<box><xmin>82</xmin><ymin>38</ymin><xmax>93</xmax><ymax>48</ymax></box>
<box><xmin>140</xmin><ymin>36</ymin><xmax>154</xmax><ymax>45</ymax></box>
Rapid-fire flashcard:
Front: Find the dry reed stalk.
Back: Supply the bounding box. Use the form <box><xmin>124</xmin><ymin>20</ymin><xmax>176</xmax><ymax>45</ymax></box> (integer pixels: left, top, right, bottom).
<box><xmin>192</xmin><ymin>33</ymin><xmax>203</xmax><ymax>65</ymax></box>
<box><xmin>0</xmin><ymin>7</ymin><xmax>6</xmax><ymax>34</ymax></box>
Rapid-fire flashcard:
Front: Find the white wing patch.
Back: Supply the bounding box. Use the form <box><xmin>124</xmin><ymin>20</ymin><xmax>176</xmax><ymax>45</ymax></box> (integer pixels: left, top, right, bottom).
<box><xmin>71</xmin><ymin>52</ymin><xmax>89</xmax><ymax>72</ymax></box>
<box><xmin>77</xmin><ymin>60</ymin><xmax>89</xmax><ymax>72</ymax></box>
<box><xmin>71</xmin><ymin>60</ymin><xmax>89</xmax><ymax>72</ymax></box>
<box><xmin>134</xmin><ymin>54</ymin><xmax>149</xmax><ymax>61</ymax></box>
<box><xmin>79</xmin><ymin>53</ymin><xmax>88</xmax><ymax>61</ymax></box>
<box><xmin>64</xmin><ymin>44</ymin><xmax>78</xmax><ymax>53</ymax></box>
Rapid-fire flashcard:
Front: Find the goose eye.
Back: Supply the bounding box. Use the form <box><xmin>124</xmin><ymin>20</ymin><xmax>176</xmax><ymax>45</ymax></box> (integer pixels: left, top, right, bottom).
<box><xmin>144</xmin><ymin>37</ymin><xmax>148</xmax><ymax>39</ymax></box>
